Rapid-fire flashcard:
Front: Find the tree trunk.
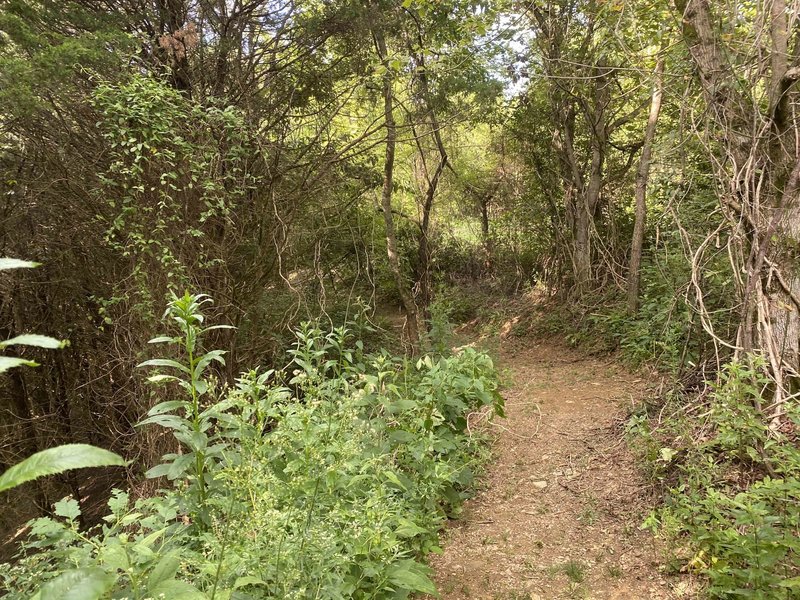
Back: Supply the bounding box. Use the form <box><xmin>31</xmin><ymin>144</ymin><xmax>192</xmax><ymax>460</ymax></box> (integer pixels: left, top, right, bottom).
<box><xmin>628</xmin><ymin>58</ymin><xmax>664</xmax><ymax>314</ymax></box>
<box><xmin>573</xmin><ymin>205</ymin><xmax>592</xmax><ymax>293</ymax></box>
<box><xmin>410</xmin><ymin>44</ymin><xmax>448</xmax><ymax>324</ymax></box>
<box><xmin>675</xmin><ymin>0</ymin><xmax>800</xmax><ymax>408</ymax></box>
<box><xmin>480</xmin><ymin>192</ymin><xmax>493</xmax><ymax>265</ymax></box>
<box><xmin>573</xmin><ymin>122</ymin><xmax>605</xmax><ymax>294</ymax></box>
<box><xmin>373</xmin><ymin>27</ymin><xmax>421</xmax><ymax>352</ymax></box>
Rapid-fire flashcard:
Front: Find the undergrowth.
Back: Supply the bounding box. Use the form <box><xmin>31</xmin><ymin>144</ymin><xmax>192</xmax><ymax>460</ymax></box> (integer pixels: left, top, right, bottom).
<box><xmin>1</xmin><ymin>293</ymin><xmax>504</xmax><ymax>599</ymax></box>
<box><xmin>530</xmin><ymin>248</ymin><xmax>734</xmax><ymax>376</ymax></box>
<box><xmin>630</xmin><ymin>358</ymin><xmax>800</xmax><ymax>598</ymax></box>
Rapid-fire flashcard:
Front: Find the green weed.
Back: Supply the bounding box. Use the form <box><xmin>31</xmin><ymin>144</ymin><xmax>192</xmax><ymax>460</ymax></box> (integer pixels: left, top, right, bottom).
<box><xmin>606</xmin><ymin>564</ymin><xmax>623</xmax><ymax>578</ymax></box>
<box><xmin>562</xmin><ymin>560</ymin><xmax>587</xmax><ymax>584</ymax></box>
<box><xmin>1</xmin><ymin>295</ymin><xmax>505</xmax><ymax>599</ymax></box>
<box><xmin>636</xmin><ymin>357</ymin><xmax>800</xmax><ymax>598</ymax></box>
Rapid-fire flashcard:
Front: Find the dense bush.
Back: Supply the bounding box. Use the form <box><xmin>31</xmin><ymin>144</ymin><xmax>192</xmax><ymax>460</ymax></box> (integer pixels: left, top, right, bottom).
<box><xmin>1</xmin><ymin>294</ymin><xmax>503</xmax><ymax>599</ymax></box>
<box><xmin>635</xmin><ymin>359</ymin><xmax>800</xmax><ymax>598</ymax></box>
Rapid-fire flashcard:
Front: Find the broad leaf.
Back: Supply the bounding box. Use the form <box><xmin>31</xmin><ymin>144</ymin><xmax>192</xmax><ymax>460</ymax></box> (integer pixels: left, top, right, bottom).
<box><xmin>144</xmin><ymin>463</ymin><xmax>173</xmax><ymax>479</ymax></box>
<box><xmin>394</xmin><ymin>518</ymin><xmax>427</xmax><ymax>538</ymax></box>
<box><xmin>54</xmin><ymin>498</ymin><xmax>81</xmax><ymax>521</ymax></box>
<box><xmin>137</xmin><ymin>414</ymin><xmax>189</xmax><ymax>432</ymax></box>
<box><xmin>166</xmin><ymin>453</ymin><xmax>194</xmax><ymax>479</ymax></box>
<box><xmin>202</xmin><ymin>324</ymin><xmax>236</xmax><ymax>333</ymax></box>
<box><xmin>147</xmin><ymin>336</ymin><xmax>177</xmax><ymax>344</ymax></box>
<box><xmin>0</xmin><ymin>334</ymin><xmax>66</xmax><ymax>349</ymax></box>
<box><xmin>383</xmin><ymin>470</ymin><xmax>408</xmax><ymax>491</ymax></box>
<box><xmin>0</xmin><ymin>444</ymin><xmax>126</xmax><ymax>493</ymax></box>
<box><xmin>0</xmin><ymin>356</ymin><xmax>39</xmax><ymax>373</ymax></box>
<box><xmin>0</xmin><ymin>258</ymin><xmax>40</xmax><ymax>270</ymax></box>
<box><xmin>137</xmin><ymin>358</ymin><xmax>190</xmax><ymax>373</ymax></box>
<box><xmin>147</xmin><ymin>374</ymin><xmax>184</xmax><ymax>385</ymax></box>
<box><xmin>39</xmin><ymin>568</ymin><xmax>116</xmax><ymax>600</ymax></box>
<box><xmin>147</xmin><ymin>552</ymin><xmax>182</xmax><ymax>588</ymax></box>
<box><xmin>233</xmin><ymin>576</ymin><xmax>267</xmax><ymax>589</ymax></box>
<box><xmin>386</xmin><ymin>560</ymin><xmax>438</xmax><ymax>595</ymax></box>
<box><xmin>147</xmin><ymin>400</ymin><xmax>189</xmax><ymax>415</ymax></box>
<box><xmin>193</xmin><ymin>349</ymin><xmax>226</xmax><ymax>378</ymax></box>
<box><xmin>139</xmin><ymin>527</ymin><xmax>167</xmax><ymax>548</ymax></box>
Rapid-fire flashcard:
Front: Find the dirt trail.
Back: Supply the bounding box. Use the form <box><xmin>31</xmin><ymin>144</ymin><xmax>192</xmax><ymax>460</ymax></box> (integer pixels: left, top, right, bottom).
<box><xmin>429</xmin><ymin>336</ymin><xmax>694</xmax><ymax>600</ymax></box>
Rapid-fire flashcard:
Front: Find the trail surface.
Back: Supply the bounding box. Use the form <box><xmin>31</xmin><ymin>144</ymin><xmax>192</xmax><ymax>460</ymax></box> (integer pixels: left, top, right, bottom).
<box><xmin>429</xmin><ymin>336</ymin><xmax>694</xmax><ymax>599</ymax></box>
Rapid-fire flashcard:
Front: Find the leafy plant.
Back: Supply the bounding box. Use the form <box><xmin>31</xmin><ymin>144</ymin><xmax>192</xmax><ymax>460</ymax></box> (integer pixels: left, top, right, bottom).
<box><xmin>0</xmin><ymin>445</ymin><xmax>126</xmax><ymax>494</ymax></box>
<box><xmin>137</xmin><ymin>292</ymin><xmax>234</xmax><ymax>524</ymax></box>
<box><xmin>205</xmin><ymin>323</ymin><xmax>503</xmax><ymax>597</ymax></box>
<box><xmin>3</xmin><ymin>294</ymin><xmax>504</xmax><ymax>599</ymax></box>
<box><xmin>637</xmin><ymin>357</ymin><xmax>800</xmax><ymax>598</ymax></box>
<box><xmin>0</xmin><ymin>258</ymin><xmax>125</xmax><ymax>494</ymax></box>
<box><xmin>3</xmin><ymin>490</ymin><xmax>198</xmax><ymax>600</ymax></box>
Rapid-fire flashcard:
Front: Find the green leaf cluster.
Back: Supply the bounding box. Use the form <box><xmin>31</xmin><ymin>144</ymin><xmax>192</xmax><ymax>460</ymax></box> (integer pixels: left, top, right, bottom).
<box><xmin>637</xmin><ymin>358</ymin><xmax>800</xmax><ymax>598</ymax></box>
<box><xmin>2</xmin><ymin>294</ymin><xmax>503</xmax><ymax>599</ymax></box>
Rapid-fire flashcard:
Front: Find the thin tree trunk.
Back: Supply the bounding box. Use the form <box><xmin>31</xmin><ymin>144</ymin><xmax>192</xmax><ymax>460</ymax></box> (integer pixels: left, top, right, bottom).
<box><xmin>480</xmin><ymin>192</ymin><xmax>492</xmax><ymax>257</ymax></box>
<box><xmin>411</xmin><ymin>46</ymin><xmax>448</xmax><ymax>322</ymax></box>
<box><xmin>373</xmin><ymin>28</ymin><xmax>421</xmax><ymax>352</ymax></box>
<box><xmin>628</xmin><ymin>58</ymin><xmax>664</xmax><ymax>314</ymax></box>
<box><xmin>415</xmin><ymin>143</ymin><xmax>445</xmax><ymax>320</ymax></box>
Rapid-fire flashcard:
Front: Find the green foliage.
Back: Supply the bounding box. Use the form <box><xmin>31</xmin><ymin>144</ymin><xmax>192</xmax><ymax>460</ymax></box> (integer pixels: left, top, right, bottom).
<box><xmin>587</xmin><ymin>255</ymin><xmax>696</xmax><ymax>371</ymax></box>
<box><xmin>89</xmin><ymin>75</ymin><xmax>259</xmax><ymax>317</ymax></box>
<box><xmin>3</xmin><ymin>489</ymin><xmax>197</xmax><ymax>600</ymax></box>
<box><xmin>0</xmin><ymin>334</ymin><xmax>67</xmax><ymax>350</ymax></box>
<box><xmin>0</xmin><ymin>0</ymin><xmax>131</xmax><ymax>119</ymax></box>
<box><xmin>637</xmin><ymin>358</ymin><xmax>800</xmax><ymax>598</ymax></box>
<box><xmin>138</xmin><ymin>292</ymin><xmax>234</xmax><ymax>524</ymax></box>
<box><xmin>0</xmin><ymin>445</ymin><xmax>126</xmax><ymax>494</ymax></box>
<box><xmin>0</xmin><ymin>258</ymin><xmax>125</xmax><ymax>495</ymax></box>
<box><xmin>210</xmin><ymin>340</ymin><xmax>501</xmax><ymax>597</ymax></box>
<box><xmin>2</xmin><ymin>295</ymin><xmax>503</xmax><ymax>599</ymax></box>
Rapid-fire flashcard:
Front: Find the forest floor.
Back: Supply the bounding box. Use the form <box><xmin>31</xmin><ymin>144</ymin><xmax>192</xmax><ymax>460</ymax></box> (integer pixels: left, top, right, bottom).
<box><xmin>426</xmin><ymin>327</ymin><xmax>699</xmax><ymax>600</ymax></box>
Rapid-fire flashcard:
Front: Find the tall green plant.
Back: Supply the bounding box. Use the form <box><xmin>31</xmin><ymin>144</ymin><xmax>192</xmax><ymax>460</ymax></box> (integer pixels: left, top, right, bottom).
<box><xmin>137</xmin><ymin>292</ymin><xmax>234</xmax><ymax>523</ymax></box>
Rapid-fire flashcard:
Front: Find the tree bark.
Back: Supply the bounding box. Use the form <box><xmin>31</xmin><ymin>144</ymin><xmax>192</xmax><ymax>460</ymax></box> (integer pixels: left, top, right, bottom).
<box><xmin>573</xmin><ymin>204</ymin><xmax>592</xmax><ymax>292</ymax></box>
<box><xmin>409</xmin><ymin>36</ymin><xmax>448</xmax><ymax>322</ymax></box>
<box><xmin>572</xmin><ymin>62</ymin><xmax>610</xmax><ymax>294</ymax></box>
<box><xmin>628</xmin><ymin>58</ymin><xmax>664</xmax><ymax>314</ymax></box>
<box><xmin>480</xmin><ymin>192</ymin><xmax>491</xmax><ymax>250</ymax></box>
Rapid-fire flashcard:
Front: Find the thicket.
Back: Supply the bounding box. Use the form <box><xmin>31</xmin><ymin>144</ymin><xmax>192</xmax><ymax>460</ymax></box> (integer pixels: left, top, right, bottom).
<box><xmin>1</xmin><ymin>294</ymin><xmax>503</xmax><ymax>598</ymax></box>
<box><xmin>627</xmin><ymin>359</ymin><xmax>800</xmax><ymax>599</ymax></box>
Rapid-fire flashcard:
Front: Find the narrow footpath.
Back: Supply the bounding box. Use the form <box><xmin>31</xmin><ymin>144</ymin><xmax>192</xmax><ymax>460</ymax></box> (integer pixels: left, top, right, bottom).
<box><xmin>429</xmin><ymin>336</ymin><xmax>695</xmax><ymax>599</ymax></box>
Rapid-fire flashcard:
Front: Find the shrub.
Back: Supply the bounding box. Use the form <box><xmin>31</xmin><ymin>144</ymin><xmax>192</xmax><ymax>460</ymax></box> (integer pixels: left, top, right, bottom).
<box><xmin>639</xmin><ymin>358</ymin><xmax>800</xmax><ymax>598</ymax></box>
<box><xmin>1</xmin><ymin>295</ymin><xmax>503</xmax><ymax>599</ymax></box>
